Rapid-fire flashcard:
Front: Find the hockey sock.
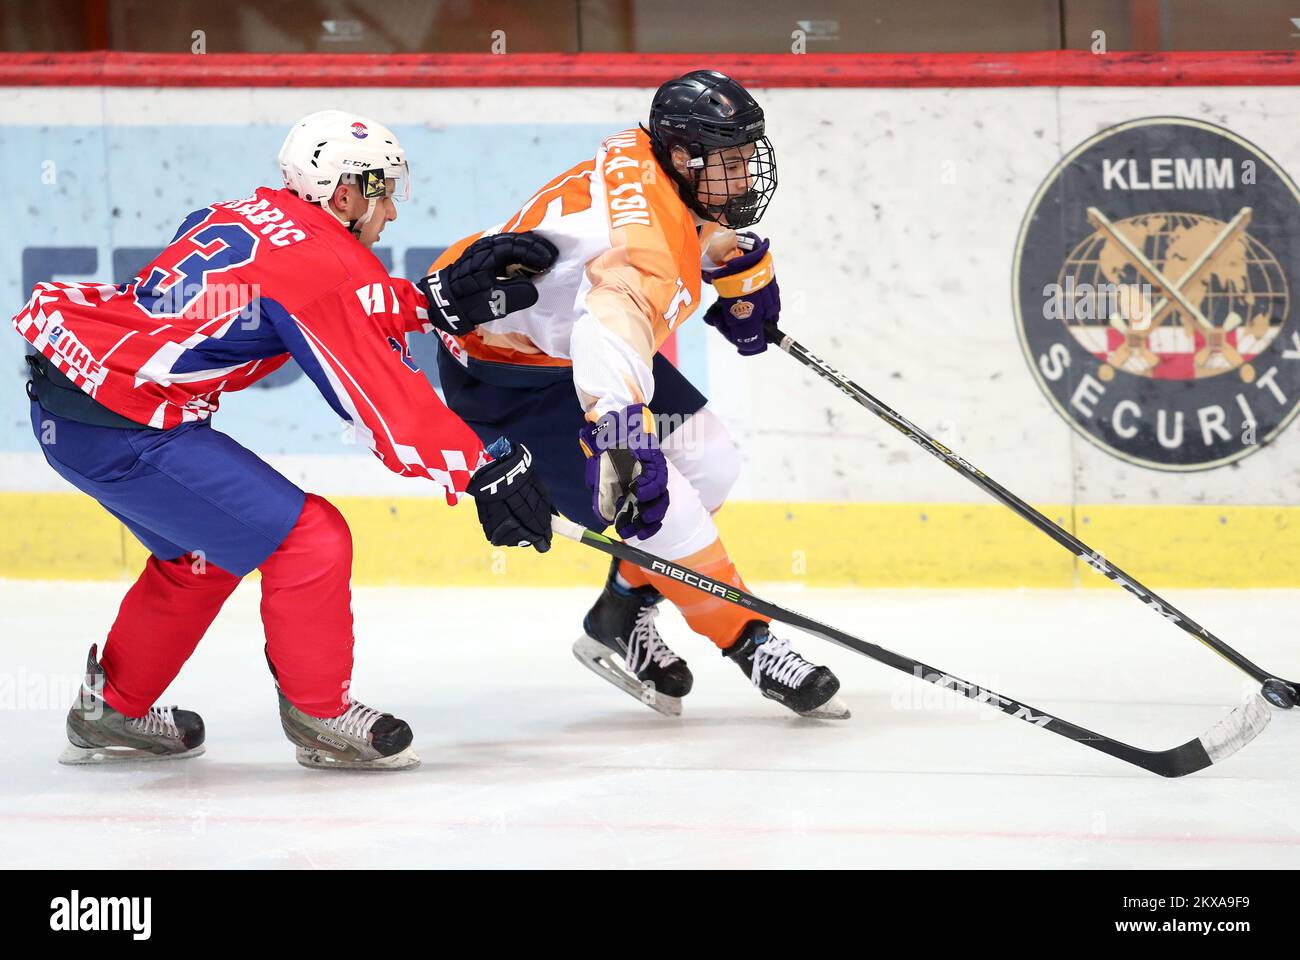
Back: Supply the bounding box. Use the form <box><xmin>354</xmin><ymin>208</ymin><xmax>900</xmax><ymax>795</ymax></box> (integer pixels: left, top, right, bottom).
<box><xmin>618</xmin><ymin>539</ymin><xmax>769</xmax><ymax>649</ymax></box>
<box><xmin>259</xmin><ymin>494</ymin><xmax>356</xmax><ymax>718</ymax></box>
<box><xmin>100</xmin><ymin>554</ymin><xmax>242</xmax><ymax>717</ymax></box>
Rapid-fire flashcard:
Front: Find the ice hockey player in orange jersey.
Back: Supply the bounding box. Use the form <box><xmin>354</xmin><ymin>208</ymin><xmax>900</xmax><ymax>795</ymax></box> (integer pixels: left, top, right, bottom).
<box><xmin>420</xmin><ymin>70</ymin><xmax>848</xmax><ymax>719</ymax></box>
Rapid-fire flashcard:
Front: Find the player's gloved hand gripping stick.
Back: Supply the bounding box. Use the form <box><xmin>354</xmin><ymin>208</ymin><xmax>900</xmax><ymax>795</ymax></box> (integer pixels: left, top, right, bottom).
<box><xmin>467</xmin><ymin>438</ymin><xmax>553</xmax><ymax>553</ymax></box>
<box><xmin>702</xmin><ymin>232</ymin><xmax>780</xmax><ymax>356</ymax></box>
<box><xmin>578</xmin><ymin>403</ymin><xmax>670</xmax><ymax>541</ymax></box>
<box><xmin>761</xmin><ymin>321</ymin><xmax>1300</xmax><ymax>713</ymax></box>
<box><xmin>549</xmin><ymin>514</ymin><xmax>1271</xmax><ymax>777</ymax></box>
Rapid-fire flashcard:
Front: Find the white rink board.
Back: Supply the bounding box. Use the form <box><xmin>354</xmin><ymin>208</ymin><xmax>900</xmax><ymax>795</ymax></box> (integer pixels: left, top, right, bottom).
<box><xmin>0</xmin><ymin>580</ymin><xmax>1296</xmax><ymax>869</ymax></box>
<box><xmin>3</xmin><ymin>86</ymin><xmax>1300</xmax><ymax>504</ymax></box>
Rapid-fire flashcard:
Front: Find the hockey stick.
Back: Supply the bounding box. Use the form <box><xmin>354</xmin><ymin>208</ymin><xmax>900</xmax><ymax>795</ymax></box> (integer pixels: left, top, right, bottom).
<box><xmin>550</xmin><ymin>515</ymin><xmax>1269</xmax><ymax>777</ymax></box>
<box><xmin>763</xmin><ymin>322</ymin><xmax>1300</xmax><ymax>712</ymax></box>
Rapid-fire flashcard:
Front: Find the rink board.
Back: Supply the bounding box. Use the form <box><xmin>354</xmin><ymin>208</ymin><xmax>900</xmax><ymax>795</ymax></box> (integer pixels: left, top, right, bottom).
<box><xmin>1</xmin><ymin>491</ymin><xmax>1294</xmax><ymax>588</ymax></box>
<box><xmin>2</xmin><ymin>57</ymin><xmax>1299</xmax><ymax>586</ymax></box>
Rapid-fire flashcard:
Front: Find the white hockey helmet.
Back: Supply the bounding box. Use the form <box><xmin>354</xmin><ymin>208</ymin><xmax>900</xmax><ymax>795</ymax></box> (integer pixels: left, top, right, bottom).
<box><xmin>278</xmin><ymin>110</ymin><xmax>410</xmax><ymax>228</ymax></box>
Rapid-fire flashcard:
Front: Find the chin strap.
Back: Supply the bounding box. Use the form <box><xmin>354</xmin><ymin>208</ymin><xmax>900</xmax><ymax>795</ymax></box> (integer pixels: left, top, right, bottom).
<box><xmin>325</xmin><ymin>192</ymin><xmax>379</xmax><ymax>239</ymax></box>
<box><xmin>680</xmin><ymin>164</ymin><xmax>711</xmax><ymax>221</ymax></box>
<box><xmin>352</xmin><ymin>197</ymin><xmax>380</xmax><ymax>233</ymax></box>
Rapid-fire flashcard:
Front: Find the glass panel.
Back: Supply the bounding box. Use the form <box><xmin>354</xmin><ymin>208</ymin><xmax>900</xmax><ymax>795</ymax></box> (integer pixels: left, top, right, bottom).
<box><xmin>106</xmin><ymin>0</ymin><xmax>579</xmax><ymax>53</ymax></box>
<box><xmin>1064</xmin><ymin>0</ymin><xmax>1300</xmax><ymax>50</ymax></box>
<box><xmin>579</xmin><ymin>0</ymin><xmax>1061</xmax><ymax>53</ymax></box>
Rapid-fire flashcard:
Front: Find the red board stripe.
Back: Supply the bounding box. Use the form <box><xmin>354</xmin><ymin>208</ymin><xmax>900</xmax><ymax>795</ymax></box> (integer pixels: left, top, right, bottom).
<box><xmin>1</xmin><ymin>50</ymin><xmax>1299</xmax><ymax>88</ymax></box>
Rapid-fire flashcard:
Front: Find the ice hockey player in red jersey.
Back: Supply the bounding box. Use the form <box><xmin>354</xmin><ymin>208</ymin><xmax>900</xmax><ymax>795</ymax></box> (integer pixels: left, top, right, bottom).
<box><xmin>13</xmin><ymin>110</ymin><xmax>557</xmax><ymax>770</ymax></box>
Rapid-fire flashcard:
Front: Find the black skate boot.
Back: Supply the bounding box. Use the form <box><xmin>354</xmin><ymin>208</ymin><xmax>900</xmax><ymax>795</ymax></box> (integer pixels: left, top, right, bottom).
<box><xmin>573</xmin><ymin>558</ymin><xmax>693</xmax><ymax>716</ymax></box>
<box><xmin>60</xmin><ymin>644</ymin><xmax>206</xmax><ymax>764</ymax></box>
<box><xmin>724</xmin><ymin>622</ymin><xmax>850</xmax><ymax>719</ymax></box>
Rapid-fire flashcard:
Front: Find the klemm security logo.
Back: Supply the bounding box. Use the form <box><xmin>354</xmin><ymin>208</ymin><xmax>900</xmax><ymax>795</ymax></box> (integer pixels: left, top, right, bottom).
<box><xmin>1013</xmin><ymin>117</ymin><xmax>1300</xmax><ymax>470</ymax></box>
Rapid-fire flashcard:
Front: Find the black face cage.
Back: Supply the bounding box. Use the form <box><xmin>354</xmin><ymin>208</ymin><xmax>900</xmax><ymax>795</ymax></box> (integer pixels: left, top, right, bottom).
<box><xmin>692</xmin><ymin>135</ymin><xmax>778</xmax><ymax>230</ymax></box>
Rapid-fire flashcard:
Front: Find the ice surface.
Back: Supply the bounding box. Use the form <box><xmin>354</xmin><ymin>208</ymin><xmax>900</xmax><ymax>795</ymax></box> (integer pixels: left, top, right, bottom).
<box><xmin>1</xmin><ymin>580</ymin><xmax>1296</xmax><ymax>869</ymax></box>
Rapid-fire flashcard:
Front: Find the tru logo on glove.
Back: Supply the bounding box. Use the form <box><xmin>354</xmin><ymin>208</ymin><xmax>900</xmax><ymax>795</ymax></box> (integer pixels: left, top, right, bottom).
<box><xmin>476</xmin><ymin>443</ymin><xmax>533</xmax><ymax>496</ymax></box>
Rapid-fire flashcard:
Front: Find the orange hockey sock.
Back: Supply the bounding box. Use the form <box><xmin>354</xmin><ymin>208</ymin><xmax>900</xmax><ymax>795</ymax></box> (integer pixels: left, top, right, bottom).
<box><xmin>618</xmin><ymin>540</ymin><xmax>768</xmax><ymax>650</ymax></box>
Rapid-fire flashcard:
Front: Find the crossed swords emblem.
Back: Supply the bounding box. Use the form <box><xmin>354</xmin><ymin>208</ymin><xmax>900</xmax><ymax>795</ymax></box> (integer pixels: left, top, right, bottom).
<box><xmin>1084</xmin><ymin>206</ymin><xmax>1256</xmax><ymax>382</ymax></box>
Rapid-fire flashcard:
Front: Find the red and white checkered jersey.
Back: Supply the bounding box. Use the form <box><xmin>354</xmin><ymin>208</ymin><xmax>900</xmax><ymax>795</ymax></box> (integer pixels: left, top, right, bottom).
<box><xmin>11</xmin><ymin>186</ymin><xmax>487</xmax><ymax>501</ymax></box>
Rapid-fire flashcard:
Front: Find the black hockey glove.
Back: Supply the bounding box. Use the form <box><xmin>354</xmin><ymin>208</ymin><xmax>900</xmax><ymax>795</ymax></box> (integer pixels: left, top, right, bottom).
<box><xmin>466</xmin><ymin>437</ymin><xmax>553</xmax><ymax>553</ymax></box>
<box><xmin>417</xmin><ymin>233</ymin><xmax>559</xmax><ymax>337</ymax></box>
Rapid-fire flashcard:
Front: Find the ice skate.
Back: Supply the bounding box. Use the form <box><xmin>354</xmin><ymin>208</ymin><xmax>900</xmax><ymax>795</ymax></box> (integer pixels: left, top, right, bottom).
<box><xmin>59</xmin><ymin>644</ymin><xmax>206</xmax><ymax>764</ymax></box>
<box><xmin>277</xmin><ymin>689</ymin><xmax>420</xmax><ymax>771</ymax></box>
<box><xmin>725</xmin><ymin>623</ymin><xmax>849</xmax><ymax>719</ymax></box>
<box><xmin>573</xmin><ymin>558</ymin><xmax>693</xmax><ymax>717</ymax></box>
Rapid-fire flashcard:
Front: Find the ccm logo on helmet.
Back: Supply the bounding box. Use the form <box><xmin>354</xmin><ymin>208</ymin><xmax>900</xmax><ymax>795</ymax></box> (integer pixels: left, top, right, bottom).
<box><xmin>477</xmin><ymin>445</ymin><xmax>533</xmax><ymax>495</ymax></box>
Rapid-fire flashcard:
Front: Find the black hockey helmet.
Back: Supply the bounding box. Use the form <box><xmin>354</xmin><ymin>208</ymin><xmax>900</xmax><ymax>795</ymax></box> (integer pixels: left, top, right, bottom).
<box><xmin>644</xmin><ymin>70</ymin><xmax>777</xmax><ymax>229</ymax></box>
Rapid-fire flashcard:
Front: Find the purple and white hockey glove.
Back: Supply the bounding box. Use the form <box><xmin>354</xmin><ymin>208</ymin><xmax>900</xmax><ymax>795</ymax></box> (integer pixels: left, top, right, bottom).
<box><xmin>702</xmin><ymin>234</ymin><xmax>780</xmax><ymax>357</ymax></box>
<box><xmin>578</xmin><ymin>404</ymin><xmax>669</xmax><ymax>540</ymax></box>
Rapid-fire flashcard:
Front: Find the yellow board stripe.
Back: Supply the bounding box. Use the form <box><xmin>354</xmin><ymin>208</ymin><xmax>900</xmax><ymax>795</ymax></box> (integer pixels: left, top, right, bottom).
<box><xmin>0</xmin><ymin>492</ymin><xmax>1295</xmax><ymax>587</ymax></box>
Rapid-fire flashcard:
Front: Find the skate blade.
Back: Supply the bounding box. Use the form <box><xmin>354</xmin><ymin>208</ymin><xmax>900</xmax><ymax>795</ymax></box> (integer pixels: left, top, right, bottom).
<box><xmin>797</xmin><ymin>695</ymin><xmax>852</xmax><ymax>720</ymax></box>
<box><xmin>294</xmin><ymin>745</ymin><xmax>421</xmax><ymax>771</ymax></box>
<box><xmin>572</xmin><ymin>635</ymin><xmax>682</xmax><ymax>718</ymax></box>
<box><xmin>58</xmin><ymin>743</ymin><xmax>206</xmax><ymax>765</ymax></box>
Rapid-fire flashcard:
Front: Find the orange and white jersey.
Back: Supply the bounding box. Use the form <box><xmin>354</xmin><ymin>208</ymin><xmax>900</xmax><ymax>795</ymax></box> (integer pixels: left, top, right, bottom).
<box><xmin>430</xmin><ymin>128</ymin><xmax>738</xmax><ymax>417</ymax></box>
